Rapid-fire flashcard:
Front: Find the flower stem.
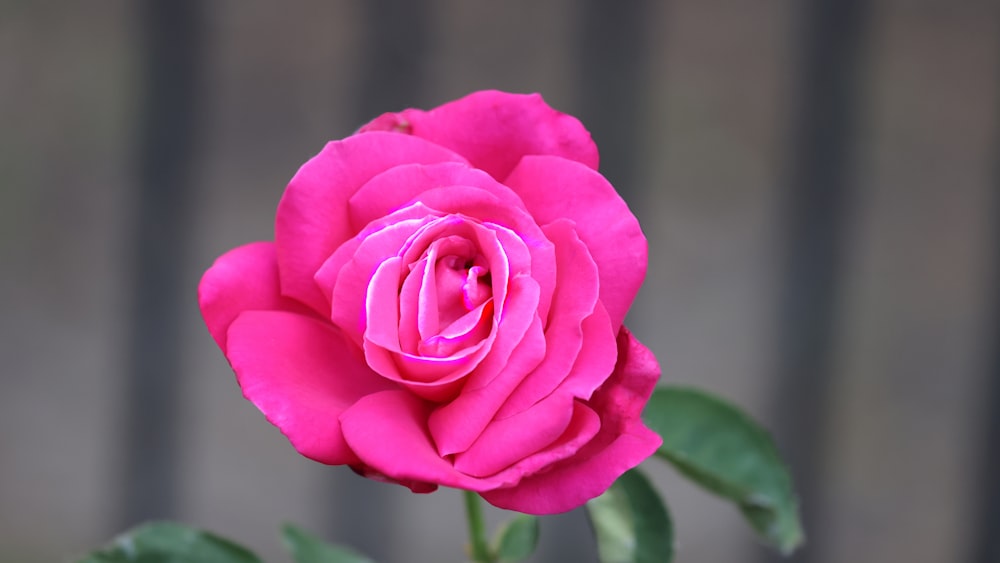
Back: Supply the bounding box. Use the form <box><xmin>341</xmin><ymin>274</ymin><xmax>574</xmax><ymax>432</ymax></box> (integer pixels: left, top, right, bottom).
<box><xmin>463</xmin><ymin>490</ymin><xmax>494</xmax><ymax>563</ymax></box>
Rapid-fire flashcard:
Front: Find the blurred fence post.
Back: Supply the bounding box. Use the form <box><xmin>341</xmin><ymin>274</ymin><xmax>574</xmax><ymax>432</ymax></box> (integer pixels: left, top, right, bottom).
<box><xmin>355</xmin><ymin>0</ymin><xmax>431</xmax><ymax>118</ymax></box>
<box><xmin>763</xmin><ymin>0</ymin><xmax>870</xmax><ymax>561</ymax></box>
<box><xmin>119</xmin><ymin>0</ymin><xmax>205</xmax><ymax>527</ymax></box>
<box><xmin>575</xmin><ymin>0</ymin><xmax>654</xmax><ymax>202</ymax></box>
<box><xmin>970</xmin><ymin>70</ymin><xmax>1000</xmax><ymax>563</ymax></box>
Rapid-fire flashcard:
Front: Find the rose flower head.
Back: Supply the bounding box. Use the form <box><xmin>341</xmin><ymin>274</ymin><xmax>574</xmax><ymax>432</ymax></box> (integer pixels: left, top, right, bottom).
<box><xmin>199</xmin><ymin>90</ymin><xmax>661</xmax><ymax>514</ymax></box>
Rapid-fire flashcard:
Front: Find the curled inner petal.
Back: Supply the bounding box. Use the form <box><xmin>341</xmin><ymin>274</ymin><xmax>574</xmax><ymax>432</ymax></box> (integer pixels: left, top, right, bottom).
<box><xmin>360</xmin><ymin>211</ymin><xmax>543</xmax><ymax>400</ymax></box>
<box><xmin>398</xmin><ymin>222</ymin><xmax>496</xmax><ymax>360</ymax></box>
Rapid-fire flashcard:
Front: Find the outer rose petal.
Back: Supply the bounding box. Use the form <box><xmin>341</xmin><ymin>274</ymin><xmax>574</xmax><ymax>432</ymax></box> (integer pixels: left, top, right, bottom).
<box><xmin>453</xmin><ymin>392</ymin><xmax>575</xmax><ymax>477</ymax></box>
<box><xmin>487</xmin><ymin>401</ymin><xmax>601</xmax><ymax>487</ymax></box>
<box><xmin>505</xmin><ymin>155</ymin><xmax>648</xmax><ymax>331</ymax></box>
<box><xmin>359</xmin><ymin>90</ymin><xmax>599</xmax><ymax>181</ymax></box>
<box><xmin>347</xmin><ymin>161</ymin><xmax>527</xmax><ymax>233</ymax></box>
<box><xmin>227</xmin><ymin>311</ymin><xmax>399</xmax><ymax>465</ymax></box>
<box><xmin>341</xmin><ymin>390</ymin><xmax>512</xmax><ymax>492</ymax></box>
<box><xmin>275</xmin><ymin>132</ymin><xmax>467</xmax><ymax>313</ymax></box>
<box><xmin>198</xmin><ymin>241</ymin><xmax>315</xmax><ymax>353</ymax></box>
<box><xmin>481</xmin><ymin>328</ymin><xmax>662</xmax><ymax>514</ymax></box>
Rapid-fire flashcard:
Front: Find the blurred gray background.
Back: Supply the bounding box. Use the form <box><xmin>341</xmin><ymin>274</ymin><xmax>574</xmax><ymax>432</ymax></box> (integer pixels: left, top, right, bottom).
<box><xmin>2</xmin><ymin>1</ymin><xmax>998</xmax><ymax>562</ymax></box>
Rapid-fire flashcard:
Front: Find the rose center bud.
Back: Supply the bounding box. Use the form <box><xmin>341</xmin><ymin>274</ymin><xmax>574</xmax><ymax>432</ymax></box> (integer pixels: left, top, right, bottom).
<box><xmin>417</xmin><ymin>236</ymin><xmax>493</xmax><ymax>358</ymax></box>
<box><xmin>399</xmin><ymin>233</ymin><xmax>495</xmax><ymax>359</ymax></box>
<box><xmin>437</xmin><ymin>255</ymin><xmax>492</xmax><ymax>318</ymax></box>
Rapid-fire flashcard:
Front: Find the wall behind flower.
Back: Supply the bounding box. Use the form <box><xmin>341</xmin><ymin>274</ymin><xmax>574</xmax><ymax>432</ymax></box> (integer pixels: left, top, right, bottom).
<box><xmin>1</xmin><ymin>1</ymin><xmax>997</xmax><ymax>563</ymax></box>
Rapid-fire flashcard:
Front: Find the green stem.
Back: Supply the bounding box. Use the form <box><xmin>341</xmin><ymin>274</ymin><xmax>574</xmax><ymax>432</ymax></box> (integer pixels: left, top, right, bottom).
<box><xmin>463</xmin><ymin>490</ymin><xmax>494</xmax><ymax>563</ymax></box>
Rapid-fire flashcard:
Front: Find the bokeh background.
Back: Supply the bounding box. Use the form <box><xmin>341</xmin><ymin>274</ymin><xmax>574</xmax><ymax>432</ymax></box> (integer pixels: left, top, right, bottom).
<box><xmin>2</xmin><ymin>1</ymin><xmax>998</xmax><ymax>562</ymax></box>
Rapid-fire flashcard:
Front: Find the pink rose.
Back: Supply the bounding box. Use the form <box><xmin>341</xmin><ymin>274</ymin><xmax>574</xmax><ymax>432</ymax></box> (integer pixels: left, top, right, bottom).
<box><xmin>198</xmin><ymin>90</ymin><xmax>661</xmax><ymax>514</ymax></box>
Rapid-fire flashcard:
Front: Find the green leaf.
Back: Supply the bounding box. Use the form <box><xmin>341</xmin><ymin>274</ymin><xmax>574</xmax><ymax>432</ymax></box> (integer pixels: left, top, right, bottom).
<box><xmin>491</xmin><ymin>514</ymin><xmax>539</xmax><ymax>562</ymax></box>
<box><xmin>642</xmin><ymin>385</ymin><xmax>804</xmax><ymax>554</ymax></box>
<box><xmin>586</xmin><ymin>468</ymin><xmax>673</xmax><ymax>563</ymax></box>
<box><xmin>76</xmin><ymin>521</ymin><xmax>263</xmax><ymax>563</ymax></box>
<box><xmin>281</xmin><ymin>523</ymin><xmax>375</xmax><ymax>563</ymax></box>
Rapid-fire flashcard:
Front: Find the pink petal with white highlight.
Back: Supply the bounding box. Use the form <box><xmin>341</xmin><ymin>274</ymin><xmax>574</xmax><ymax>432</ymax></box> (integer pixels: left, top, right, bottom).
<box><xmin>406</xmin><ymin>188</ymin><xmax>556</xmax><ymax>322</ymax></box>
<box><xmin>328</xmin><ymin>219</ymin><xmax>426</xmax><ymax>345</ymax></box>
<box><xmin>364</xmin><ymin>258</ymin><xmax>493</xmax><ymax>388</ymax></box>
<box><xmin>275</xmin><ymin>132</ymin><xmax>465</xmax><ymax>313</ymax></box>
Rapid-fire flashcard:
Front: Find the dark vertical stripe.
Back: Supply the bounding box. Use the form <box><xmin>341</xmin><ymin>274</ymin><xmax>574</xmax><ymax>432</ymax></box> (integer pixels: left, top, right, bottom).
<box><xmin>329</xmin><ymin>1</ymin><xmax>430</xmax><ymax>559</ymax></box>
<box><xmin>970</xmin><ymin>44</ymin><xmax>1000</xmax><ymax>563</ymax></box>
<box><xmin>119</xmin><ymin>0</ymin><xmax>204</xmax><ymax>527</ymax></box>
<box><xmin>574</xmin><ymin>0</ymin><xmax>654</xmax><ymax>202</ymax></box>
<box><xmin>763</xmin><ymin>1</ymin><xmax>870</xmax><ymax>561</ymax></box>
<box><xmin>971</xmin><ymin>198</ymin><xmax>1000</xmax><ymax>563</ymax></box>
<box><xmin>355</xmin><ymin>0</ymin><xmax>431</xmax><ymax>119</ymax></box>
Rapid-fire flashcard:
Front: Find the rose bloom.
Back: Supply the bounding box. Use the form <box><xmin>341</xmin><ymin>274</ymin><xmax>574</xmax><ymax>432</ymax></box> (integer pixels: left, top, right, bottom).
<box><xmin>199</xmin><ymin>90</ymin><xmax>661</xmax><ymax>514</ymax></box>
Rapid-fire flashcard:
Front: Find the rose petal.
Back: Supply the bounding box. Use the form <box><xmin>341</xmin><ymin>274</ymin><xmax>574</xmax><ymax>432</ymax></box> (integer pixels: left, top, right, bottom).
<box><xmin>198</xmin><ymin>241</ymin><xmax>315</xmax><ymax>353</ymax></box>
<box><xmin>226</xmin><ymin>311</ymin><xmax>397</xmax><ymax>465</ymax></box>
<box><xmin>505</xmin><ymin>155</ymin><xmax>647</xmax><ymax>331</ymax></box>
<box><xmin>481</xmin><ymin>423</ymin><xmax>660</xmax><ymax>515</ymax></box>
<box><xmin>550</xmin><ymin>303</ymin><xmax>619</xmax><ymax>400</ymax></box>
<box><xmin>340</xmin><ymin>390</ymin><xmax>513</xmax><ymax>492</ymax></box>
<box><xmin>453</xmin><ymin>393</ymin><xmax>575</xmax><ymax>477</ymax></box>
<box><xmin>591</xmin><ymin>327</ymin><xmax>662</xmax><ymax>428</ymax></box>
<box><xmin>397</xmin><ymin>256</ymin><xmax>429</xmax><ymax>353</ymax></box>
<box><xmin>347</xmin><ymin>162</ymin><xmax>527</xmax><ymax>232</ymax></box>
<box><xmin>494</xmin><ymin>220</ymin><xmax>604</xmax><ymax>418</ymax></box>
<box><xmin>496</xmin><ymin>304</ymin><xmax>617</xmax><ymax>418</ymax></box>
<box><xmin>538</xmin><ymin>219</ymin><xmax>600</xmax><ymax>328</ymax></box>
<box><xmin>427</xmin><ymin>310</ymin><xmax>545</xmax><ymax>457</ymax></box>
<box><xmin>365</xmin><ymin>257</ymin><xmax>493</xmax><ymax>385</ymax></box>
<box><xmin>314</xmin><ymin>204</ymin><xmax>440</xmax><ymax>323</ymax></box>
<box><xmin>362</xmin><ymin>257</ymin><xmax>540</xmax><ymax>404</ymax></box>
<box><xmin>480</xmin><ymin>328</ymin><xmax>662</xmax><ymax>514</ymax></box>
<box><xmin>408</xmin><ymin>188</ymin><xmax>556</xmax><ymax>322</ymax></box>
<box><xmin>395</xmin><ymin>219</ymin><xmax>507</xmax><ymax>347</ymax></box>
<box><xmin>489</xmin><ymin>401</ymin><xmax>601</xmax><ymax>484</ymax></box>
<box><xmin>363</xmin><ymin>345</ymin><xmax>474</xmax><ymax>402</ymax></box>
<box><xmin>350</xmin><ymin>464</ymin><xmax>438</xmax><ymax>494</ymax></box>
<box><xmin>359</xmin><ymin>90</ymin><xmax>599</xmax><ymax>181</ymax></box>
<box><xmin>275</xmin><ymin>132</ymin><xmax>466</xmax><ymax>313</ymax></box>
<box><xmin>328</xmin><ymin>219</ymin><xmax>427</xmax><ymax>346</ymax></box>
